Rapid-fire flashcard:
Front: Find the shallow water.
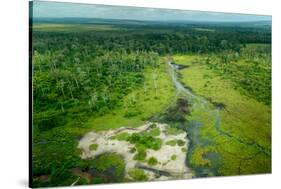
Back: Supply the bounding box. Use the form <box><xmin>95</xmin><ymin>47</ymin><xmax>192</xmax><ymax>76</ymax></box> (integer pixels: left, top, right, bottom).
<box><xmin>167</xmin><ymin>60</ymin><xmax>221</xmax><ymax>176</ymax></box>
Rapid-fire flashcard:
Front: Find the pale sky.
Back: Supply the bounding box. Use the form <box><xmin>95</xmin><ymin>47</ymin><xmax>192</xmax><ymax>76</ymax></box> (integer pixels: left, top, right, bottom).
<box><xmin>32</xmin><ymin>1</ymin><xmax>271</xmax><ymax>22</ymax></box>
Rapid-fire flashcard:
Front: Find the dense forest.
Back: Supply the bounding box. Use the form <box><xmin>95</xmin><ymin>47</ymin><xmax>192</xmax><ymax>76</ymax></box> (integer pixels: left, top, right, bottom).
<box><xmin>31</xmin><ymin>18</ymin><xmax>271</xmax><ymax>187</ymax></box>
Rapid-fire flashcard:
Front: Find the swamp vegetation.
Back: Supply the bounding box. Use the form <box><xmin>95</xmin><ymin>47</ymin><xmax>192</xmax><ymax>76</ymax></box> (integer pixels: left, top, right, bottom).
<box><xmin>31</xmin><ymin>16</ymin><xmax>271</xmax><ymax>187</ymax></box>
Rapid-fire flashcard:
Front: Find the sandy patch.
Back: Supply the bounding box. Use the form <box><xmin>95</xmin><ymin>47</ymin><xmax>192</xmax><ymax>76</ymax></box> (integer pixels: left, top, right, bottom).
<box><xmin>78</xmin><ymin>122</ymin><xmax>194</xmax><ymax>180</ymax></box>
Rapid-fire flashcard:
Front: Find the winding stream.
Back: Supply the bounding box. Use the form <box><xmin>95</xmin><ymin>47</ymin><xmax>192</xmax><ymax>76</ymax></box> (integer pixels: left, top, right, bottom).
<box><xmin>167</xmin><ymin>60</ymin><xmax>220</xmax><ymax>176</ymax></box>
<box><xmin>166</xmin><ymin>59</ymin><xmax>270</xmax><ymax>176</ymax></box>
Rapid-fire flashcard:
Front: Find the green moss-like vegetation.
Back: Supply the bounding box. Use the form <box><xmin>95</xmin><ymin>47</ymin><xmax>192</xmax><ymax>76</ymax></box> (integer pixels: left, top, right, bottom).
<box><xmin>127</xmin><ymin>133</ymin><xmax>162</xmax><ymax>151</ymax></box>
<box><xmin>89</xmin><ymin>143</ymin><xmax>98</xmax><ymax>151</ymax></box>
<box><xmin>147</xmin><ymin>127</ymin><xmax>161</xmax><ymax>137</ymax></box>
<box><xmin>149</xmin><ymin>123</ymin><xmax>157</xmax><ymax>128</ymax></box>
<box><xmin>133</xmin><ymin>148</ymin><xmax>147</xmax><ymax>161</ymax></box>
<box><xmin>128</xmin><ymin>168</ymin><xmax>149</xmax><ymax>181</ymax></box>
<box><xmin>166</xmin><ymin>139</ymin><xmax>185</xmax><ymax>146</ymax></box>
<box><xmin>166</xmin><ymin>140</ymin><xmax>177</xmax><ymax>146</ymax></box>
<box><xmin>110</xmin><ymin>132</ymin><xmax>130</xmax><ymax>141</ymax></box>
<box><xmin>33</xmin><ymin>23</ymin><xmax>121</xmax><ymax>32</ymax></box>
<box><xmin>177</xmin><ymin>140</ymin><xmax>185</xmax><ymax>146</ymax></box>
<box><xmin>174</xmin><ymin>52</ymin><xmax>271</xmax><ymax>176</ymax></box>
<box><xmin>181</xmin><ymin>147</ymin><xmax>187</xmax><ymax>152</ymax></box>
<box><xmin>89</xmin><ymin>153</ymin><xmax>125</xmax><ymax>182</ymax></box>
<box><xmin>171</xmin><ymin>155</ymin><xmax>177</xmax><ymax>160</ymax></box>
<box><xmin>91</xmin><ymin>177</ymin><xmax>105</xmax><ymax>184</ymax></box>
<box><xmin>129</xmin><ymin>147</ymin><xmax>137</xmax><ymax>153</ymax></box>
<box><xmin>165</xmin><ymin>127</ymin><xmax>184</xmax><ymax>135</ymax></box>
<box><xmin>147</xmin><ymin>157</ymin><xmax>158</xmax><ymax>166</ymax></box>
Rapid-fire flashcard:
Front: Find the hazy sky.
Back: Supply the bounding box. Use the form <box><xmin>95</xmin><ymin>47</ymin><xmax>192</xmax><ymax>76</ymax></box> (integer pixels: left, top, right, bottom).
<box><xmin>32</xmin><ymin>1</ymin><xmax>271</xmax><ymax>22</ymax></box>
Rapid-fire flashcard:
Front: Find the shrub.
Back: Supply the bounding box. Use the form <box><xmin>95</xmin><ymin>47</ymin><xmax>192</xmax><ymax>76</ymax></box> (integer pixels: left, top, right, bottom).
<box><xmin>123</xmin><ymin>110</ymin><xmax>140</xmax><ymax>118</ymax></box>
<box><xmin>150</xmin><ymin>123</ymin><xmax>157</xmax><ymax>128</ymax></box>
<box><xmin>147</xmin><ymin>128</ymin><xmax>160</xmax><ymax>137</ymax></box>
<box><xmin>129</xmin><ymin>147</ymin><xmax>136</xmax><ymax>153</ymax></box>
<box><xmin>181</xmin><ymin>147</ymin><xmax>187</xmax><ymax>152</ymax></box>
<box><xmin>171</xmin><ymin>155</ymin><xmax>177</xmax><ymax>160</ymax></box>
<box><xmin>128</xmin><ymin>168</ymin><xmax>148</xmax><ymax>181</ymax></box>
<box><xmin>133</xmin><ymin>149</ymin><xmax>147</xmax><ymax>161</ymax></box>
<box><xmin>110</xmin><ymin>132</ymin><xmax>130</xmax><ymax>141</ymax></box>
<box><xmin>166</xmin><ymin>140</ymin><xmax>177</xmax><ymax>146</ymax></box>
<box><xmin>177</xmin><ymin>140</ymin><xmax>185</xmax><ymax>146</ymax></box>
<box><xmin>92</xmin><ymin>177</ymin><xmax>104</xmax><ymax>184</ymax></box>
<box><xmin>89</xmin><ymin>144</ymin><xmax>98</xmax><ymax>151</ymax></box>
<box><xmin>148</xmin><ymin>157</ymin><xmax>158</xmax><ymax>166</ymax></box>
<box><xmin>127</xmin><ymin>133</ymin><xmax>162</xmax><ymax>151</ymax></box>
<box><xmin>90</xmin><ymin>153</ymin><xmax>125</xmax><ymax>182</ymax></box>
<box><xmin>165</xmin><ymin>127</ymin><xmax>184</xmax><ymax>135</ymax></box>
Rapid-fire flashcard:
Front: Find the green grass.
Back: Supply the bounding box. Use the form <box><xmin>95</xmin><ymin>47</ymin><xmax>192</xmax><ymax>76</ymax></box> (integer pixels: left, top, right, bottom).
<box><xmin>177</xmin><ymin>140</ymin><xmax>185</xmax><ymax>146</ymax></box>
<box><xmin>33</xmin><ymin>23</ymin><xmax>120</xmax><ymax>32</ymax></box>
<box><xmin>108</xmin><ymin>127</ymin><xmax>164</xmax><ymax>162</ymax></box>
<box><xmin>193</xmin><ymin>28</ymin><xmax>215</xmax><ymax>32</ymax></box>
<box><xmin>83</xmin><ymin>61</ymin><xmax>176</xmax><ymax>131</ymax></box>
<box><xmin>133</xmin><ymin>149</ymin><xmax>147</xmax><ymax>161</ymax></box>
<box><xmin>171</xmin><ymin>154</ymin><xmax>177</xmax><ymax>160</ymax></box>
<box><xmin>173</xmin><ymin>53</ymin><xmax>271</xmax><ymax>176</ymax></box>
<box><xmin>181</xmin><ymin>147</ymin><xmax>187</xmax><ymax>152</ymax></box>
<box><xmin>166</xmin><ymin>140</ymin><xmax>177</xmax><ymax>146</ymax></box>
<box><xmin>147</xmin><ymin>127</ymin><xmax>161</xmax><ymax>137</ymax></box>
<box><xmin>32</xmin><ymin>126</ymin><xmax>116</xmax><ymax>187</ymax></box>
<box><xmin>128</xmin><ymin>133</ymin><xmax>162</xmax><ymax>151</ymax></box>
<box><xmin>110</xmin><ymin>132</ymin><xmax>130</xmax><ymax>141</ymax></box>
<box><xmin>165</xmin><ymin>127</ymin><xmax>185</xmax><ymax>135</ymax></box>
<box><xmin>176</xmin><ymin>54</ymin><xmax>271</xmax><ymax>148</ymax></box>
<box><xmin>89</xmin><ymin>153</ymin><xmax>125</xmax><ymax>182</ymax></box>
<box><xmin>128</xmin><ymin>168</ymin><xmax>149</xmax><ymax>181</ymax></box>
<box><xmin>174</xmin><ymin>44</ymin><xmax>271</xmax><ymax>105</ymax></box>
<box><xmin>147</xmin><ymin>157</ymin><xmax>158</xmax><ymax>166</ymax></box>
<box><xmin>89</xmin><ymin>143</ymin><xmax>98</xmax><ymax>151</ymax></box>
<box><xmin>166</xmin><ymin>139</ymin><xmax>185</xmax><ymax>146</ymax></box>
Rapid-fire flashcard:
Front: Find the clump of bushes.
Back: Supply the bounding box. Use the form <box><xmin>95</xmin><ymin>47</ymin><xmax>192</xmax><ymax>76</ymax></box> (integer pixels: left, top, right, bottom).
<box><xmin>110</xmin><ymin>132</ymin><xmax>130</xmax><ymax>141</ymax></box>
<box><xmin>91</xmin><ymin>177</ymin><xmax>105</xmax><ymax>184</ymax></box>
<box><xmin>181</xmin><ymin>147</ymin><xmax>187</xmax><ymax>152</ymax></box>
<box><xmin>127</xmin><ymin>133</ymin><xmax>162</xmax><ymax>151</ymax></box>
<box><xmin>147</xmin><ymin>128</ymin><xmax>160</xmax><ymax>137</ymax></box>
<box><xmin>129</xmin><ymin>147</ymin><xmax>136</xmax><ymax>153</ymax></box>
<box><xmin>148</xmin><ymin>157</ymin><xmax>158</xmax><ymax>166</ymax></box>
<box><xmin>165</xmin><ymin>127</ymin><xmax>184</xmax><ymax>135</ymax></box>
<box><xmin>166</xmin><ymin>140</ymin><xmax>177</xmax><ymax>146</ymax></box>
<box><xmin>128</xmin><ymin>168</ymin><xmax>148</xmax><ymax>181</ymax></box>
<box><xmin>123</xmin><ymin>110</ymin><xmax>141</xmax><ymax>118</ymax></box>
<box><xmin>133</xmin><ymin>148</ymin><xmax>147</xmax><ymax>161</ymax></box>
<box><xmin>90</xmin><ymin>153</ymin><xmax>125</xmax><ymax>182</ymax></box>
<box><xmin>165</xmin><ymin>139</ymin><xmax>185</xmax><ymax>146</ymax></box>
<box><xmin>171</xmin><ymin>155</ymin><xmax>177</xmax><ymax>160</ymax></box>
<box><xmin>150</xmin><ymin>123</ymin><xmax>157</xmax><ymax>128</ymax></box>
<box><xmin>89</xmin><ymin>143</ymin><xmax>98</xmax><ymax>151</ymax></box>
<box><xmin>177</xmin><ymin>140</ymin><xmax>185</xmax><ymax>146</ymax></box>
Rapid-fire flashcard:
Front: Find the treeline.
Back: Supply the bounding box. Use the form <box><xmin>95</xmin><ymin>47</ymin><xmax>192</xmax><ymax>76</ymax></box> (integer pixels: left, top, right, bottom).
<box><xmin>33</xmin><ymin>25</ymin><xmax>271</xmax><ymax>56</ymax></box>
<box><xmin>33</xmin><ymin>49</ymin><xmax>159</xmax><ymax>132</ymax></box>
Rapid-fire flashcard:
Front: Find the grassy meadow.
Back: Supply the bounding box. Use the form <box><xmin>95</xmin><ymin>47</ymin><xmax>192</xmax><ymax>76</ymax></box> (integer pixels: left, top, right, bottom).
<box><xmin>173</xmin><ymin>50</ymin><xmax>271</xmax><ymax>175</ymax></box>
